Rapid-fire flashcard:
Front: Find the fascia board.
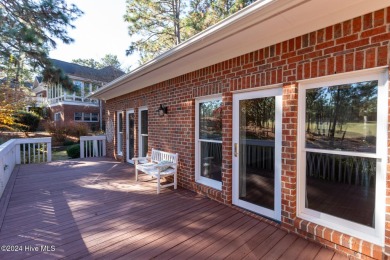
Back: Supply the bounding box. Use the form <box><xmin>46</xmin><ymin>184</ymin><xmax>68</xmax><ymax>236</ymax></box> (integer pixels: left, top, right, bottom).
<box><xmin>92</xmin><ymin>0</ymin><xmax>390</xmax><ymax>100</ymax></box>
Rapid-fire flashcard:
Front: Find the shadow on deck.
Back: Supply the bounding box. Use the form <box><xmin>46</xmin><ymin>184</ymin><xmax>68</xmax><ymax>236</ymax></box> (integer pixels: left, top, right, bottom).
<box><xmin>0</xmin><ymin>158</ymin><xmax>346</xmax><ymax>259</ymax></box>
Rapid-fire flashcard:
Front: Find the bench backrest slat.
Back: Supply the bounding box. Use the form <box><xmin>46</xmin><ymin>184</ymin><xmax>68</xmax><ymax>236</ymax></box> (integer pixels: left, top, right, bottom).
<box><xmin>151</xmin><ymin>149</ymin><xmax>178</xmax><ymax>166</ymax></box>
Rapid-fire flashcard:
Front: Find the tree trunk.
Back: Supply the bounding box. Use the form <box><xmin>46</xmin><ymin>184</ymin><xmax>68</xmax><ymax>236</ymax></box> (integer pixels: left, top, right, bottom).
<box><xmin>173</xmin><ymin>0</ymin><xmax>181</xmax><ymax>45</ymax></box>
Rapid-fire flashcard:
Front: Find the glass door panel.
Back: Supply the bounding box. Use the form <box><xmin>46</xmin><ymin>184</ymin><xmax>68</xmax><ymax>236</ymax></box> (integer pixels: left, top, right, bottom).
<box><xmin>126</xmin><ymin>110</ymin><xmax>135</xmax><ymax>163</ymax></box>
<box><xmin>233</xmin><ymin>88</ymin><xmax>282</xmax><ymax>221</ymax></box>
<box><xmin>239</xmin><ymin>97</ymin><xmax>276</xmax><ymax>210</ymax></box>
<box><xmin>139</xmin><ymin>108</ymin><xmax>148</xmax><ymax>157</ymax></box>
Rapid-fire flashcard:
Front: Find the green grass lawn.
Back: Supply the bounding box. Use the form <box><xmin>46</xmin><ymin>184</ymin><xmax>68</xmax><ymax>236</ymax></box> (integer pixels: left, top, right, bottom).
<box><xmin>52</xmin><ymin>149</ymin><xmax>70</xmax><ymax>161</ymax></box>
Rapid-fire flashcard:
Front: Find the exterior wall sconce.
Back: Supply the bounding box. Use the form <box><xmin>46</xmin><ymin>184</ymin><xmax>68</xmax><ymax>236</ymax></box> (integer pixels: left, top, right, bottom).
<box><xmin>157</xmin><ymin>104</ymin><xmax>168</xmax><ymax>116</ymax></box>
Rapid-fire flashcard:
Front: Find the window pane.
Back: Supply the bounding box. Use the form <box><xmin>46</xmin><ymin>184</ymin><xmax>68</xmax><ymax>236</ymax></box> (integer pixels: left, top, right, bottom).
<box><xmin>118</xmin><ymin>113</ymin><xmax>123</xmax><ymax>130</ymax></box>
<box><xmin>200</xmin><ymin>141</ymin><xmax>222</xmax><ymax>182</ymax></box>
<box><xmin>306</xmin><ymin>152</ymin><xmax>376</xmax><ymax>227</ymax></box>
<box><xmin>141</xmin><ymin>110</ymin><xmax>148</xmax><ymax>134</ymax></box>
<box><xmin>54</xmin><ymin>113</ymin><xmax>60</xmax><ymax>121</ymax></box>
<box><xmin>142</xmin><ymin>135</ymin><xmax>148</xmax><ymax>157</ymax></box>
<box><xmin>92</xmin><ymin>83</ymin><xmax>99</xmax><ymax>92</ymax></box>
<box><xmin>118</xmin><ymin>112</ymin><xmax>123</xmax><ymax>154</ymax></box>
<box><xmin>199</xmin><ymin>100</ymin><xmax>222</xmax><ymax>140</ymax></box>
<box><xmin>73</xmin><ymin>81</ymin><xmax>83</xmax><ymax>97</ymax></box>
<box><xmin>84</xmin><ymin>82</ymin><xmax>91</xmax><ymax>95</ymax></box>
<box><xmin>74</xmin><ymin>112</ymin><xmax>82</xmax><ymax>121</ymax></box>
<box><xmin>84</xmin><ymin>113</ymin><xmax>91</xmax><ymax>121</ymax></box>
<box><xmin>305</xmin><ymin>81</ymin><xmax>377</xmax><ymax>153</ymax></box>
<box><xmin>128</xmin><ymin>113</ymin><xmax>135</xmax><ymax>159</ymax></box>
<box><xmin>91</xmin><ymin>113</ymin><xmax>98</xmax><ymax>122</ymax></box>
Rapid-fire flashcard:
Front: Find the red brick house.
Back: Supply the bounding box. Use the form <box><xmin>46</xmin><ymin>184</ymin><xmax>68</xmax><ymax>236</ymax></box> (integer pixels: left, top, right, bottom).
<box><xmin>33</xmin><ymin>59</ymin><xmax>124</xmax><ymax>131</ymax></box>
<box><xmin>91</xmin><ymin>0</ymin><xmax>390</xmax><ymax>258</ymax></box>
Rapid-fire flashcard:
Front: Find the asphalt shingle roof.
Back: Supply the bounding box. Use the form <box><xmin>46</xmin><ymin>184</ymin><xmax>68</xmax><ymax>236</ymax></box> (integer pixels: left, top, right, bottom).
<box><xmin>50</xmin><ymin>59</ymin><xmax>125</xmax><ymax>83</ymax></box>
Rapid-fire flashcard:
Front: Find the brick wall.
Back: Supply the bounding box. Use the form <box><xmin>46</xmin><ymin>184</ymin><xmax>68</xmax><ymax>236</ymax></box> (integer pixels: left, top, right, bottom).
<box><xmin>106</xmin><ymin>7</ymin><xmax>390</xmax><ymax>258</ymax></box>
<box><xmin>49</xmin><ymin>104</ymin><xmax>102</xmax><ymax>131</ymax></box>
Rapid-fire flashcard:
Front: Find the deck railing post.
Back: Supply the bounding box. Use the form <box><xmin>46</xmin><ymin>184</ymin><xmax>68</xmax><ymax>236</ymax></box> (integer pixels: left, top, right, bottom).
<box><xmin>79</xmin><ymin>136</ymin><xmax>106</xmax><ymax>158</ymax></box>
<box><xmin>80</xmin><ymin>138</ymin><xmax>85</xmax><ymax>159</ymax></box>
<box><xmin>102</xmin><ymin>139</ymin><xmax>106</xmax><ymax>157</ymax></box>
<box><xmin>15</xmin><ymin>144</ymin><xmax>21</xmax><ymax>164</ymax></box>
<box><xmin>47</xmin><ymin>140</ymin><xmax>52</xmax><ymax>162</ymax></box>
<box><xmin>93</xmin><ymin>140</ymin><xmax>98</xmax><ymax>157</ymax></box>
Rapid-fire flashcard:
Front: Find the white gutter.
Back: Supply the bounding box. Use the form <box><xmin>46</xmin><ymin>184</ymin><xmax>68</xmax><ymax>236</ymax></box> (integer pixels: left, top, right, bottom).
<box><xmin>91</xmin><ymin>0</ymin><xmax>390</xmax><ymax>100</ymax></box>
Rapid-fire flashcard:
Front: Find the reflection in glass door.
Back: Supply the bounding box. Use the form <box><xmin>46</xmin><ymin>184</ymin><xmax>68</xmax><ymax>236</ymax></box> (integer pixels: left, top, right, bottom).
<box><xmin>233</xmin><ymin>88</ymin><xmax>282</xmax><ymax>220</ymax></box>
<box><xmin>139</xmin><ymin>107</ymin><xmax>148</xmax><ymax>157</ymax></box>
<box><xmin>126</xmin><ymin>109</ymin><xmax>135</xmax><ymax>164</ymax></box>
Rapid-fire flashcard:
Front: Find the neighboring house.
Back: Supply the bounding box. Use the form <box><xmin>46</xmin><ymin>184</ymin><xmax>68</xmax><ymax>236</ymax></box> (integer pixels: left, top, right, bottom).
<box><xmin>91</xmin><ymin>0</ymin><xmax>390</xmax><ymax>258</ymax></box>
<box><xmin>33</xmin><ymin>59</ymin><xmax>124</xmax><ymax>131</ymax></box>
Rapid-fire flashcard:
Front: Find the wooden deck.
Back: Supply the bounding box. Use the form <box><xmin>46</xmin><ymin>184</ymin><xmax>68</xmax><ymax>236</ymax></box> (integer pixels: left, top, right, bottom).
<box><xmin>0</xmin><ymin>158</ymin><xmax>347</xmax><ymax>259</ymax></box>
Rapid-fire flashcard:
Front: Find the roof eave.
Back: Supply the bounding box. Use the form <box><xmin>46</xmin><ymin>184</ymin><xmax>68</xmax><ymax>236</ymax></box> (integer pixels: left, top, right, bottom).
<box><xmin>91</xmin><ymin>0</ymin><xmax>390</xmax><ymax>100</ymax></box>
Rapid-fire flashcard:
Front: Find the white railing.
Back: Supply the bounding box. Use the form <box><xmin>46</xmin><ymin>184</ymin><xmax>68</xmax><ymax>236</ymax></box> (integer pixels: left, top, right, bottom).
<box><xmin>80</xmin><ymin>136</ymin><xmax>106</xmax><ymax>158</ymax></box>
<box><xmin>25</xmin><ymin>96</ymin><xmax>48</xmax><ymax>106</ymax></box>
<box><xmin>48</xmin><ymin>94</ymin><xmax>99</xmax><ymax>105</ymax></box>
<box><xmin>16</xmin><ymin>138</ymin><xmax>52</xmax><ymax>164</ymax></box>
<box><xmin>0</xmin><ymin>137</ymin><xmax>52</xmax><ymax>198</ymax></box>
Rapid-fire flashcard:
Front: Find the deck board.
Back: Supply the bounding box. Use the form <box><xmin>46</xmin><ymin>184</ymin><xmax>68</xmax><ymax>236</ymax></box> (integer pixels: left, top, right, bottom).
<box><xmin>0</xmin><ymin>158</ymin><xmax>346</xmax><ymax>259</ymax></box>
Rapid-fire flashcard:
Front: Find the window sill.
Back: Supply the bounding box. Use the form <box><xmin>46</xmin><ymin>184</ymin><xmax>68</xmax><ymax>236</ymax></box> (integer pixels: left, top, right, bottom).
<box><xmin>196</xmin><ymin>177</ymin><xmax>222</xmax><ymax>191</ymax></box>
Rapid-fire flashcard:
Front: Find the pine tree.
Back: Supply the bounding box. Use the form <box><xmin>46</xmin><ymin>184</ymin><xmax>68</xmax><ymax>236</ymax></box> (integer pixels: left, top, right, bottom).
<box><xmin>124</xmin><ymin>0</ymin><xmax>186</xmax><ymax>64</ymax></box>
<box><xmin>72</xmin><ymin>54</ymin><xmax>124</xmax><ymax>71</ymax></box>
<box><xmin>186</xmin><ymin>0</ymin><xmax>255</xmax><ymax>35</ymax></box>
<box><xmin>0</xmin><ymin>0</ymin><xmax>82</xmax><ymax>130</ymax></box>
<box><xmin>124</xmin><ymin>0</ymin><xmax>255</xmax><ymax>64</ymax></box>
<box><xmin>0</xmin><ymin>0</ymin><xmax>83</xmax><ymax>84</ymax></box>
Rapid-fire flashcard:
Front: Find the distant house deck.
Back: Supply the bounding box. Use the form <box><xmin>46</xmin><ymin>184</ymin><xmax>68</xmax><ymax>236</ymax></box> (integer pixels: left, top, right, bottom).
<box><xmin>0</xmin><ymin>158</ymin><xmax>347</xmax><ymax>259</ymax></box>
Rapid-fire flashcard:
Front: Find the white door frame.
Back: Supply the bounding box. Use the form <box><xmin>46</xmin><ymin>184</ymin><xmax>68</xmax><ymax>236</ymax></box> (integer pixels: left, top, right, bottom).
<box><xmin>232</xmin><ymin>87</ymin><xmax>282</xmax><ymax>221</ymax></box>
<box><xmin>126</xmin><ymin>109</ymin><xmax>134</xmax><ymax>164</ymax></box>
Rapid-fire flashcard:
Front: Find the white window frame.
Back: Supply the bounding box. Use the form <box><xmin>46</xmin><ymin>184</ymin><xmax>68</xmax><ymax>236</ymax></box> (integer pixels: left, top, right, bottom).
<box><xmin>54</xmin><ymin>112</ymin><xmax>61</xmax><ymax>121</ymax></box>
<box><xmin>74</xmin><ymin>112</ymin><xmax>99</xmax><ymax>122</ymax></box>
<box><xmin>74</xmin><ymin>112</ymin><xmax>82</xmax><ymax>121</ymax></box>
<box><xmin>117</xmin><ymin>111</ymin><xmax>123</xmax><ymax>156</ymax></box>
<box><xmin>138</xmin><ymin>107</ymin><xmax>148</xmax><ymax>157</ymax></box>
<box><xmin>297</xmin><ymin>67</ymin><xmax>388</xmax><ymax>246</ymax></box>
<box><xmin>195</xmin><ymin>95</ymin><xmax>223</xmax><ymax>190</ymax></box>
<box><xmin>91</xmin><ymin>113</ymin><xmax>99</xmax><ymax>122</ymax></box>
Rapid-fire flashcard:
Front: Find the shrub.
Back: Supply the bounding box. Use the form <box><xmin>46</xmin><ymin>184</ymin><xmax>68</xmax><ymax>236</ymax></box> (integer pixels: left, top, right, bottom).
<box><xmin>13</xmin><ymin>110</ymin><xmax>41</xmax><ymax>132</ymax></box>
<box><xmin>44</xmin><ymin>121</ymin><xmax>90</xmax><ymax>143</ymax></box>
<box><xmin>68</xmin><ymin>122</ymin><xmax>89</xmax><ymax>137</ymax></box>
<box><xmin>66</xmin><ymin>144</ymin><xmax>80</xmax><ymax>159</ymax></box>
<box><xmin>43</xmin><ymin>121</ymin><xmax>68</xmax><ymax>143</ymax></box>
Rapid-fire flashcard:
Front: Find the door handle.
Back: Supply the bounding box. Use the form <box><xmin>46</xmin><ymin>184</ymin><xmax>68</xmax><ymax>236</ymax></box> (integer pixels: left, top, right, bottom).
<box><xmin>234</xmin><ymin>143</ymin><xmax>238</xmax><ymax>157</ymax></box>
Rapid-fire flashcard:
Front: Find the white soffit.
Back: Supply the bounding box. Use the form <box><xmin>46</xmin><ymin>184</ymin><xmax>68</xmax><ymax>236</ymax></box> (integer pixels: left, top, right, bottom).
<box><xmin>93</xmin><ymin>0</ymin><xmax>390</xmax><ymax>100</ymax></box>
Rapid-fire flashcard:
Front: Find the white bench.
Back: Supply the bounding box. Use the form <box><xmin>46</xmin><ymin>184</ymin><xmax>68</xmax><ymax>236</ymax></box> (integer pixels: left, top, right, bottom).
<box><xmin>132</xmin><ymin>149</ymin><xmax>178</xmax><ymax>194</ymax></box>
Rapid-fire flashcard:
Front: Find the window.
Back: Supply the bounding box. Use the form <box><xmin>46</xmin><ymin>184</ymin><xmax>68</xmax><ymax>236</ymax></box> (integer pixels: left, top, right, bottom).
<box><xmin>92</xmin><ymin>83</ymin><xmax>99</xmax><ymax>92</ymax></box>
<box><xmin>195</xmin><ymin>96</ymin><xmax>223</xmax><ymax>190</ymax></box>
<box><xmin>84</xmin><ymin>82</ymin><xmax>91</xmax><ymax>96</ymax></box>
<box><xmin>73</xmin><ymin>81</ymin><xmax>83</xmax><ymax>97</ymax></box>
<box><xmin>83</xmin><ymin>113</ymin><xmax>91</xmax><ymax>121</ymax></box>
<box><xmin>139</xmin><ymin>107</ymin><xmax>148</xmax><ymax>157</ymax></box>
<box><xmin>74</xmin><ymin>112</ymin><xmax>82</xmax><ymax>121</ymax></box>
<box><xmin>54</xmin><ymin>112</ymin><xmax>61</xmax><ymax>122</ymax></box>
<box><xmin>117</xmin><ymin>111</ymin><xmax>123</xmax><ymax>156</ymax></box>
<box><xmin>91</xmin><ymin>113</ymin><xmax>99</xmax><ymax>122</ymax></box>
<box><xmin>74</xmin><ymin>112</ymin><xmax>99</xmax><ymax>122</ymax></box>
<box><xmin>298</xmin><ymin>69</ymin><xmax>387</xmax><ymax>245</ymax></box>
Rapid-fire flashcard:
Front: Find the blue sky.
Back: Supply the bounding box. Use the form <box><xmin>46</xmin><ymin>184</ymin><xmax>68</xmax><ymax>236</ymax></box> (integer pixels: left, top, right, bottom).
<box><xmin>49</xmin><ymin>0</ymin><xmax>137</xmax><ymax>70</ymax></box>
